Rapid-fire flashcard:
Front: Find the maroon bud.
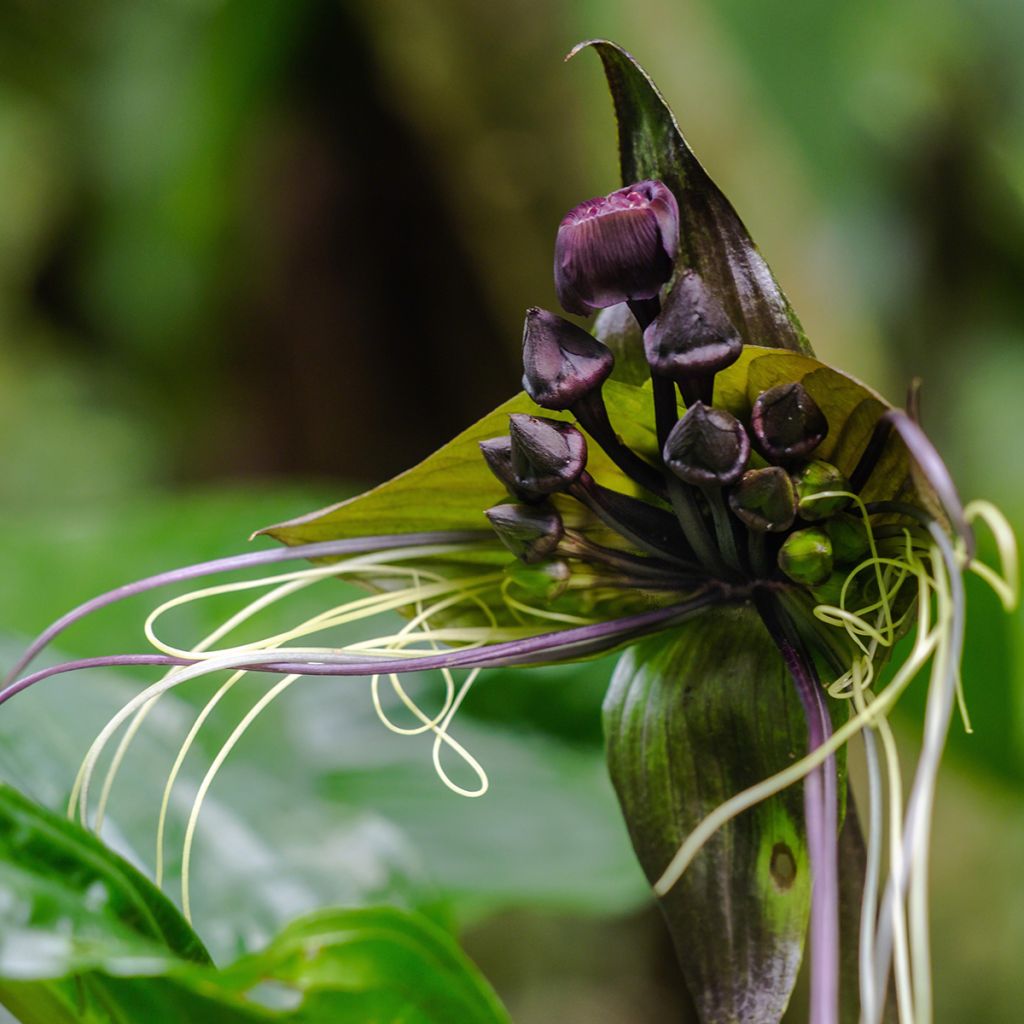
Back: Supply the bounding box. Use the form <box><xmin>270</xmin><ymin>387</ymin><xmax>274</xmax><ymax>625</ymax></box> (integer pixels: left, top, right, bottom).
<box><xmin>750</xmin><ymin>382</ymin><xmax>828</xmax><ymax>461</ymax></box>
<box><xmin>484</xmin><ymin>502</ymin><xmax>564</xmax><ymax>564</ymax></box>
<box><xmin>663</xmin><ymin>402</ymin><xmax>750</xmax><ymax>487</ymax></box>
<box><xmin>521</xmin><ymin>308</ymin><xmax>614</xmax><ymax>410</ymax></box>
<box><xmin>479</xmin><ymin>436</ymin><xmax>546</xmax><ymax>503</ymax></box>
<box><xmin>554</xmin><ymin>180</ymin><xmax>679</xmax><ymax>316</ymax></box>
<box><xmin>643</xmin><ymin>270</ymin><xmax>742</xmax><ymax>378</ymax></box>
<box><xmin>508</xmin><ymin>414</ymin><xmax>588</xmax><ymax>494</ymax></box>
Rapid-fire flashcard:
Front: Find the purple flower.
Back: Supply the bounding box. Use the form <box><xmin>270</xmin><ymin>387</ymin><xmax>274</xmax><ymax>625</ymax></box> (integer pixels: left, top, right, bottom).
<box><xmin>554</xmin><ymin>180</ymin><xmax>679</xmax><ymax>315</ymax></box>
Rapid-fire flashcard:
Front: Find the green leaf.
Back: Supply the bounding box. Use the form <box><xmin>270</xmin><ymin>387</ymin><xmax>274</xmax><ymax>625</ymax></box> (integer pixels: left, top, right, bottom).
<box><xmin>0</xmin><ymin>783</ymin><xmax>210</xmax><ymax>975</ymax></box>
<box><xmin>0</xmin><ymin>787</ymin><xmax>510</xmax><ymax>1023</ymax></box>
<box><xmin>603</xmin><ymin>607</ymin><xmax>814</xmax><ymax>1024</ymax></box>
<box><xmin>573</xmin><ymin>40</ymin><xmax>813</xmax><ymax>358</ymax></box>
<box><xmin>216</xmin><ymin>907</ymin><xmax>512</xmax><ymax>1024</ymax></box>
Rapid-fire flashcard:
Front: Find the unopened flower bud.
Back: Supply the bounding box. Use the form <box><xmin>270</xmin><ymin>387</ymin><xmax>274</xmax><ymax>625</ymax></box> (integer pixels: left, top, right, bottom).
<box><xmin>793</xmin><ymin>460</ymin><xmax>851</xmax><ymax>521</ymax></box>
<box><xmin>521</xmin><ymin>308</ymin><xmax>614</xmax><ymax>410</ymax></box>
<box><xmin>727</xmin><ymin>466</ymin><xmax>797</xmax><ymax>533</ymax></box>
<box><xmin>751</xmin><ymin>382</ymin><xmax>828</xmax><ymax>461</ymax></box>
<box><xmin>643</xmin><ymin>270</ymin><xmax>742</xmax><ymax>378</ymax></box>
<box><xmin>663</xmin><ymin>402</ymin><xmax>750</xmax><ymax>487</ymax></box>
<box><xmin>555</xmin><ymin>180</ymin><xmax>679</xmax><ymax>316</ymax></box>
<box><xmin>479</xmin><ymin>436</ymin><xmax>546</xmax><ymax>503</ymax></box>
<box><xmin>504</xmin><ymin>558</ymin><xmax>572</xmax><ymax>601</ymax></box>
<box><xmin>778</xmin><ymin>527</ymin><xmax>834</xmax><ymax>587</ymax></box>
<box><xmin>485</xmin><ymin>502</ymin><xmax>564</xmax><ymax>564</ymax></box>
<box><xmin>825</xmin><ymin>514</ymin><xmax>869</xmax><ymax>565</ymax></box>
<box><xmin>508</xmin><ymin>414</ymin><xmax>588</xmax><ymax>494</ymax></box>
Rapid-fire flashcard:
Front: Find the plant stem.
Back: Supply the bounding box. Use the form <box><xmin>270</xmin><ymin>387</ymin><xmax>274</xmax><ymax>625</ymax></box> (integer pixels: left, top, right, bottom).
<box><xmin>572</xmin><ymin>389</ymin><xmax>667</xmax><ymax>498</ymax></box>
<box><xmin>667</xmin><ymin>477</ymin><xmax>729</xmax><ymax>577</ymax></box>
<box><xmin>627</xmin><ymin>297</ymin><xmax>679</xmax><ymax>454</ymax></box>
<box><xmin>756</xmin><ymin>593</ymin><xmax>839</xmax><ymax>1024</ymax></box>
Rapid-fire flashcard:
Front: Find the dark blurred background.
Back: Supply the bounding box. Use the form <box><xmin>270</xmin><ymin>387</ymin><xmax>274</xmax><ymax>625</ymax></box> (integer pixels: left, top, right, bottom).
<box><xmin>1</xmin><ymin>1</ymin><xmax>1023</xmax><ymax>1021</ymax></box>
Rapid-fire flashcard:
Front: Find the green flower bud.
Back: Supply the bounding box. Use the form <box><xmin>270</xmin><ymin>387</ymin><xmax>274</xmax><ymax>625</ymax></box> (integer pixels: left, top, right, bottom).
<box><xmin>503</xmin><ymin>558</ymin><xmax>572</xmax><ymax>601</ymax></box>
<box><xmin>777</xmin><ymin>527</ymin><xmax>834</xmax><ymax>587</ymax></box>
<box><xmin>727</xmin><ymin>467</ymin><xmax>797</xmax><ymax>533</ymax></box>
<box><xmin>793</xmin><ymin>460</ymin><xmax>851</xmax><ymax>521</ymax></box>
<box><xmin>824</xmin><ymin>514</ymin><xmax>870</xmax><ymax>565</ymax></box>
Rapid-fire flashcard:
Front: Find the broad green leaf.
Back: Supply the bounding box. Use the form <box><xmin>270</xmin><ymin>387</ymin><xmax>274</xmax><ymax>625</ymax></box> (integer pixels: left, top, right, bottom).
<box><xmin>603</xmin><ymin>608</ymin><xmax>815</xmax><ymax>1024</ymax></box>
<box><xmin>214</xmin><ymin>907</ymin><xmax>512</xmax><ymax>1024</ymax></box>
<box><xmin>0</xmin><ymin>784</ymin><xmax>509</xmax><ymax>1023</ymax></box>
<box><xmin>0</xmin><ymin>783</ymin><xmax>209</xmax><ymax>974</ymax></box>
<box><xmin>574</xmin><ymin>40</ymin><xmax>813</xmax><ymax>358</ymax></box>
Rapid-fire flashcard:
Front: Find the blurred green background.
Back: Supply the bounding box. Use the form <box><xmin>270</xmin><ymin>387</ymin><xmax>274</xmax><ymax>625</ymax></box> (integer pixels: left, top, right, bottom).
<box><xmin>1</xmin><ymin>0</ymin><xmax>1022</xmax><ymax>1021</ymax></box>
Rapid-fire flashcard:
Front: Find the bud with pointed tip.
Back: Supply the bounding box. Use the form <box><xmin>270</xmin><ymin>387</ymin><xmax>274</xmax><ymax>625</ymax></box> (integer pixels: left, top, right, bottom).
<box><xmin>751</xmin><ymin>382</ymin><xmax>828</xmax><ymax>461</ymax></box>
<box><xmin>521</xmin><ymin>308</ymin><xmax>614</xmax><ymax>410</ymax></box>
<box><xmin>778</xmin><ymin>527</ymin><xmax>834</xmax><ymax>587</ymax></box>
<box><xmin>644</xmin><ymin>270</ymin><xmax>742</xmax><ymax>378</ymax></box>
<box><xmin>555</xmin><ymin>180</ymin><xmax>679</xmax><ymax>316</ymax></box>
<box><xmin>663</xmin><ymin>402</ymin><xmax>750</xmax><ymax>487</ymax></box>
<box><xmin>793</xmin><ymin>460</ymin><xmax>851</xmax><ymax>521</ymax></box>
<box><xmin>485</xmin><ymin>502</ymin><xmax>565</xmax><ymax>564</ymax></box>
<box><xmin>508</xmin><ymin>414</ymin><xmax>588</xmax><ymax>494</ymax></box>
<box><xmin>479</xmin><ymin>436</ymin><xmax>547</xmax><ymax>503</ymax></box>
<box><xmin>728</xmin><ymin>467</ymin><xmax>797</xmax><ymax>533</ymax></box>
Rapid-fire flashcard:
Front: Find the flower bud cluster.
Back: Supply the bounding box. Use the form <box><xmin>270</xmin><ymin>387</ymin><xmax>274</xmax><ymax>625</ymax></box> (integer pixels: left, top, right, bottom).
<box><xmin>482</xmin><ymin>178</ymin><xmax>878</xmax><ymax>598</ymax></box>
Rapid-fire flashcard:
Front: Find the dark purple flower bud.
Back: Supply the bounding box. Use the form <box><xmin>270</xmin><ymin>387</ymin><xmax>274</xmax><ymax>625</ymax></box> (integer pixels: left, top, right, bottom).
<box><xmin>484</xmin><ymin>502</ymin><xmax>564</xmax><ymax>564</ymax></box>
<box><xmin>643</xmin><ymin>270</ymin><xmax>742</xmax><ymax>378</ymax></box>
<box><xmin>727</xmin><ymin>467</ymin><xmax>797</xmax><ymax>533</ymax></box>
<box><xmin>521</xmin><ymin>307</ymin><xmax>615</xmax><ymax>410</ymax></box>
<box><xmin>508</xmin><ymin>414</ymin><xmax>588</xmax><ymax>494</ymax></box>
<box><xmin>479</xmin><ymin>436</ymin><xmax>546</xmax><ymax>503</ymax></box>
<box><xmin>554</xmin><ymin>180</ymin><xmax>679</xmax><ymax>316</ymax></box>
<box><xmin>750</xmin><ymin>382</ymin><xmax>828</xmax><ymax>461</ymax></box>
<box><xmin>662</xmin><ymin>402</ymin><xmax>750</xmax><ymax>487</ymax></box>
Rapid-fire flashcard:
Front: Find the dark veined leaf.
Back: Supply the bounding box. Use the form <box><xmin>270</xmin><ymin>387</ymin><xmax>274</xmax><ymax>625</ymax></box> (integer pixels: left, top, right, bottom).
<box><xmin>573</xmin><ymin>40</ymin><xmax>813</xmax><ymax>363</ymax></box>
<box><xmin>603</xmin><ymin>608</ymin><xmax>814</xmax><ymax>1024</ymax></box>
<box><xmin>0</xmin><ymin>787</ymin><xmax>510</xmax><ymax>1024</ymax></box>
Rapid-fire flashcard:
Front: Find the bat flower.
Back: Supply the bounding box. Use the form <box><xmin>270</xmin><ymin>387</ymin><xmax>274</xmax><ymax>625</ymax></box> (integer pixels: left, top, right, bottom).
<box><xmin>3</xmin><ymin>40</ymin><xmax>1018</xmax><ymax>1024</ymax></box>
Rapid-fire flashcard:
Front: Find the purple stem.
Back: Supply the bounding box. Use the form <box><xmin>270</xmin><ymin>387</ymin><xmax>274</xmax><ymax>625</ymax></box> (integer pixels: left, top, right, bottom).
<box><xmin>758</xmin><ymin>594</ymin><xmax>839</xmax><ymax>1024</ymax></box>
<box><xmin>0</xmin><ymin>592</ymin><xmax>722</xmax><ymax>707</ymax></box>
<box><xmin>2</xmin><ymin>530</ymin><xmax>490</xmax><ymax>687</ymax></box>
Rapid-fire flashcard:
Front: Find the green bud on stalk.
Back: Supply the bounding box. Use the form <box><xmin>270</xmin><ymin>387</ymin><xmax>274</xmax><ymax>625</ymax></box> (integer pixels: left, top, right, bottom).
<box><xmin>778</xmin><ymin>528</ymin><xmax>834</xmax><ymax>587</ymax></box>
<box><xmin>728</xmin><ymin>467</ymin><xmax>797</xmax><ymax>533</ymax></box>
<box><xmin>825</xmin><ymin>514</ymin><xmax>870</xmax><ymax>565</ymax></box>
<box><xmin>793</xmin><ymin>461</ymin><xmax>851</xmax><ymax>521</ymax></box>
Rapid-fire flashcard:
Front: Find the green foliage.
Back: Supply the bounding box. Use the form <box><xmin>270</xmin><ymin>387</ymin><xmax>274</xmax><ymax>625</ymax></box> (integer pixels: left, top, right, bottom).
<box><xmin>0</xmin><ymin>784</ymin><xmax>510</xmax><ymax>1023</ymax></box>
<box><xmin>603</xmin><ymin>610</ymin><xmax>812</xmax><ymax>1023</ymax></box>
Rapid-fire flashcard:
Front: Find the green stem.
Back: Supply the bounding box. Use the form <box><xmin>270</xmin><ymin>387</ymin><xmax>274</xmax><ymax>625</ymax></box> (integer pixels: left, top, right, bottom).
<box><xmin>702</xmin><ymin>485</ymin><xmax>742</xmax><ymax>573</ymax></box>
<box><xmin>667</xmin><ymin>477</ymin><xmax>728</xmax><ymax>576</ymax></box>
